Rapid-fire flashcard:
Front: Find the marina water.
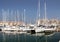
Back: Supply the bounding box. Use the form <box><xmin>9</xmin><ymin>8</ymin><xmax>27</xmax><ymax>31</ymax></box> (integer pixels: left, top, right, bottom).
<box><xmin>0</xmin><ymin>32</ymin><xmax>60</xmax><ymax>42</ymax></box>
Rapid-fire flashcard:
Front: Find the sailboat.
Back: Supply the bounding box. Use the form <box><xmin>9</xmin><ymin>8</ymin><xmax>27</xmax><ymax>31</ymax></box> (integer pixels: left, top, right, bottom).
<box><xmin>34</xmin><ymin>0</ymin><xmax>45</xmax><ymax>33</ymax></box>
<box><xmin>2</xmin><ymin>10</ymin><xmax>21</xmax><ymax>33</ymax></box>
<box><xmin>43</xmin><ymin>0</ymin><xmax>56</xmax><ymax>32</ymax></box>
<box><xmin>19</xmin><ymin>9</ymin><xmax>35</xmax><ymax>34</ymax></box>
<box><xmin>34</xmin><ymin>0</ymin><xmax>57</xmax><ymax>33</ymax></box>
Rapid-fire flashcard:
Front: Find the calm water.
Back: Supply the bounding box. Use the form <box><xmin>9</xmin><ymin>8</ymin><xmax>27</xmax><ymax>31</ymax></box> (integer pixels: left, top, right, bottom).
<box><xmin>0</xmin><ymin>32</ymin><xmax>60</xmax><ymax>42</ymax></box>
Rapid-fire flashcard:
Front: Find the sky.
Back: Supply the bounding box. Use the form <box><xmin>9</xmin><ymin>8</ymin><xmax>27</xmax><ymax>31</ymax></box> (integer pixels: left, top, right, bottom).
<box><xmin>0</xmin><ymin>0</ymin><xmax>60</xmax><ymax>23</ymax></box>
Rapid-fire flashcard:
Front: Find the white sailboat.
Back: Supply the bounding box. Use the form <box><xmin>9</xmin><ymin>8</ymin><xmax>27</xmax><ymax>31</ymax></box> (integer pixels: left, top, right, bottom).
<box><xmin>19</xmin><ymin>9</ymin><xmax>35</xmax><ymax>34</ymax></box>
<box><xmin>2</xmin><ymin>10</ymin><xmax>21</xmax><ymax>33</ymax></box>
<box><xmin>19</xmin><ymin>9</ymin><xmax>26</xmax><ymax>32</ymax></box>
<box><xmin>2</xmin><ymin>9</ymin><xmax>11</xmax><ymax>32</ymax></box>
<box><xmin>34</xmin><ymin>0</ymin><xmax>45</xmax><ymax>33</ymax></box>
<box><xmin>43</xmin><ymin>0</ymin><xmax>56</xmax><ymax>32</ymax></box>
<box><xmin>35</xmin><ymin>0</ymin><xmax>56</xmax><ymax>33</ymax></box>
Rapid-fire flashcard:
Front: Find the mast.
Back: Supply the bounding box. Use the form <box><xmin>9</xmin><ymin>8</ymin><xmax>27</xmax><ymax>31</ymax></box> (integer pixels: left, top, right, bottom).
<box><xmin>15</xmin><ymin>11</ymin><xmax>16</xmax><ymax>23</ymax></box>
<box><xmin>44</xmin><ymin>0</ymin><xmax>47</xmax><ymax>20</ymax></box>
<box><xmin>2</xmin><ymin>9</ymin><xmax>6</xmax><ymax>22</ymax></box>
<box><xmin>44</xmin><ymin>0</ymin><xmax>47</xmax><ymax>25</ymax></box>
<box><xmin>14</xmin><ymin>10</ymin><xmax>17</xmax><ymax>25</ymax></box>
<box><xmin>38</xmin><ymin>0</ymin><xmax>40</xmax><ymax>19</ymax></box>
<box><xmin>17</xmin><ymin>10</ymin><xmax>20</xmax><ymax>26</ymax></box>
<box><xmin>7</xmin><ymin>9</ymin><xmax>9</xmax><ymax>22</ymax></box>
<box><xmin>24</xmin><ymin>9</ymin><xmax>26</xmax><ymax>25</ymax></box>
<box><xmin>2</xmin><ymin>9</ymin><xmax>4</xmax><ymax>22</ymax></box>
<box><xmin>37</xmin><ymin>0</ymin><xmax>40</xmax><ymax>26</ymax></box>
<box><xmin>11</xmin><ymin>10</ymin><xmax>13</xmax><ymax>21</ymax></box>
<box><xmin>17</xmin><ymin>10</ymin><xmax>19</xmax><ymax>22</ymax></box>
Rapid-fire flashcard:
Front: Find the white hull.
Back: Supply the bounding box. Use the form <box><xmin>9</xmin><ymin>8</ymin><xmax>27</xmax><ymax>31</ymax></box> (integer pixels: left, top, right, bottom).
<box><xmin>2</xmin><ymin>31</ymin><xmax>26</xmax><ymax>34</ymax></box>
<box><xmin>35</xmin><ymin>27</ymin><xmax>45</xmax><ymax>33</ymax></box>
<box><xmin>34</xmin><ymin>26</ymin><xmax>56</xmax><ymax>33</ymax></box>
<box><xmin>20</xmin><ymin>27</ymin><xmax>34</xmax><ymax>32</ymax></box>
<box><xmin>2</xmin><ymin>26</ymin><xmax>21</xmax><ymax>32</ymax></box>
<box><xmin>44</xmin><ymin>27</ymin><xmax>56</xmax><ymax>31</ymax></box>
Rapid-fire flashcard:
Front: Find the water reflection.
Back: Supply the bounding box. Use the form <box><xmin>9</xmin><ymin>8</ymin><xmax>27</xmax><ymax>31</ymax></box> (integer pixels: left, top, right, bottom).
<box><xmin>3</xmin><ymin>32</ymin><xmax>5</xmax><ymax>42</ymax></box>
<box><xmin>1</xmin><ymin>32</ymin><xmax>60</xmax><ymax>42</ymax></box>
<box><xmin>45</xmin><ymin>32</ymin><xmax>55</xmax><ymax>36</ymax></box>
